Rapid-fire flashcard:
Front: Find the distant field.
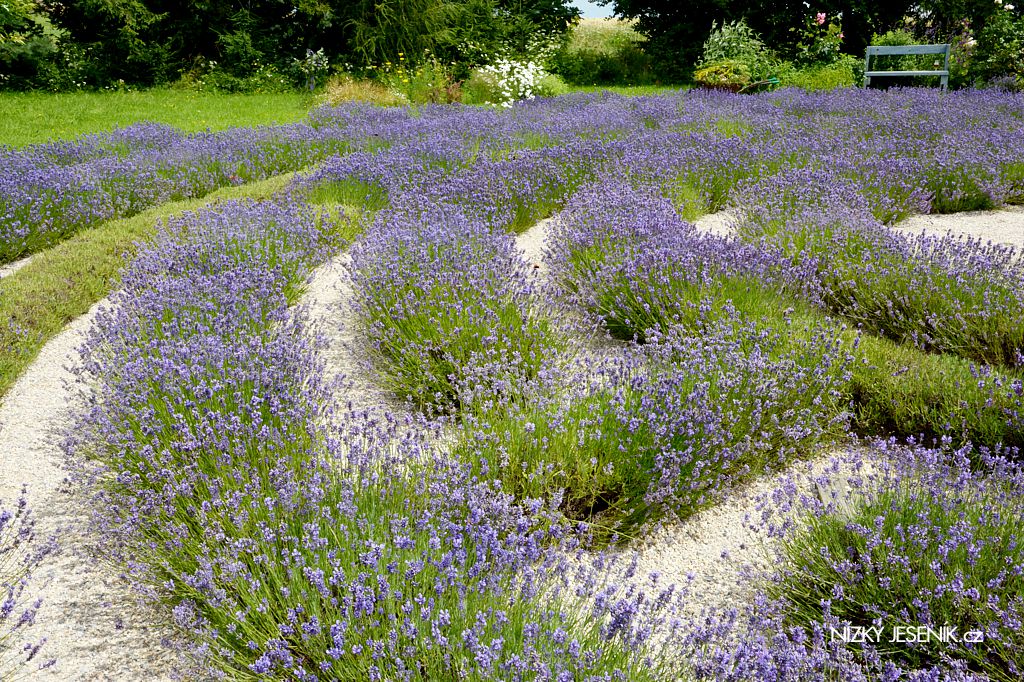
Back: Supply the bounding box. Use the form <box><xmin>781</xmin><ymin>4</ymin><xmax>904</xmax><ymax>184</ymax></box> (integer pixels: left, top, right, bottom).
<box><xmin>0</xmin><ymin>89</ymin><xmax>311</xmax><ymax>147</ymax></box>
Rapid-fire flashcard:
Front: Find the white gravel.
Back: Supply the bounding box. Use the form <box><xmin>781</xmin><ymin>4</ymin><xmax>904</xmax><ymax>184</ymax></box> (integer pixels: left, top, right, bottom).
<box><xmin>693</xmin><ymin>209</ymin><xmax>738</xmax><ymax>237</ymax></box>
<box><xmin>623</xmin><ymin>450</ymin><xmax>871</xmax><ymax>618</ymax></box>
<box><xmin>517</xmin><ymin>217</ymin><xmax>553</xmax><ymax>279</ymax></box>
<box><xmin>301</xmin><ymin>251</ymin><xmax>411</xmax><ymax>419</ymax></box>
<box><xmin>895</xmin><ymin>205</ymin><xmax>1024</xmax><ymax>250</ymax></box>
<box><xmin>0</xmin><ymin>299</ymin><xmax>179</xmax><ymax>681</ymax></box>
<box><xmin>0</xmin><ymin>254</ymin><xmax>34</xmax><ymax>280</ymax></box>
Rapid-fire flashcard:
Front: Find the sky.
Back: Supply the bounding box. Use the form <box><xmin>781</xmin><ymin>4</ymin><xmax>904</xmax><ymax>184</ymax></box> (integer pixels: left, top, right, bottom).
<box><xmin>571</xmin><ymin>0</ymin><xmax>615</xmax><ymax>19</ymax></box>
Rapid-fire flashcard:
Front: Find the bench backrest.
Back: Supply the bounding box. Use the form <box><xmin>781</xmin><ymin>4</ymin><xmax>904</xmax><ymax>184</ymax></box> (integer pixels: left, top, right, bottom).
<box><xmin>864</xmin><ymin>44</ymin><xmax>951</xmax><ymax>90</ymax></box>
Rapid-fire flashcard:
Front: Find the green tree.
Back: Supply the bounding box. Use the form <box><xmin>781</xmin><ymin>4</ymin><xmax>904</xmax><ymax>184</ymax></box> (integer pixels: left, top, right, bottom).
<box><xmin>43</xmin><ymin>0</ymin><xmax>577</xmax><ymax>88</ymax></box>
<box><xmin>602</xmin><ymin>0</ymin><xmax>911</xmax><ymax>80</ymax></box>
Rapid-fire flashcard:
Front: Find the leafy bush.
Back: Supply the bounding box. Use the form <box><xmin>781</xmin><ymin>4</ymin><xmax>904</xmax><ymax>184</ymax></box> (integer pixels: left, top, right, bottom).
<box><xmin>175</xmin><ymin>60</ymin><xmax>294</xmax><ymax>94</ymax></box>
<box><xmin>693</xmin><ymin>59</ymin><xmax>752</xmax><ymax>90</ymax></box>
<box><xmin>698</xmin><ymin>19</ymin><xmax>777</xmax><ymax>80</ymax></box>
<box><xmin>792</xmin><ymin>11</ymin><xmax>845</xmax><ymax>66</ymax></box>
<box><xmin>777</xmin><ymin>55</ymin><xmax>860</xmax><ymax>90</ymax></box>
<box><xmin>974</xmin><ymin>6</ymin><xmax>1024</xmax><ymax>90</ymax></box>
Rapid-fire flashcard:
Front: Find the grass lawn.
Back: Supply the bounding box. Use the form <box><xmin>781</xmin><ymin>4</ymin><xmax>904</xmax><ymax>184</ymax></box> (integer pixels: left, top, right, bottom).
<box><xmin>566</xmin><ymin>84</ymin><xmax>687</xmax><ymax>96</ymax></box>
<box><xmin>0</xmin><ymin>89</ymin><xmax>313</xmax><ymax>147</ymax></box>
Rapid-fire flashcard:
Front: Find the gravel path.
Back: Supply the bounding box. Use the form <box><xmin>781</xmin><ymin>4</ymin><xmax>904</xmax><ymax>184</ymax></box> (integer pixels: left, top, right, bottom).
<box><xmin>895</xmin><ymin>205</ymin><xmax>1024</xmax><ymax>250</ymax></box>
<box><xmin>0</xmin><ymin>254</ymin><xmax>34</xmax><ymax>280</ymax></box>
<box><xmin>624</xmin><ymin>449</ymin><xmax>870</xmax><ymax>617</ymax></box>
<box><xmin>301</xmin><ymin>250</ymin><xmax>411</xmax><ymax>419</ymax></box>
<box><xmin>517</xmin><ymin>217</ymin><xmax>553</xmax><ymax>279</ymax></box>
<box><xmin>693</xmin><ymin>209</ymin><xmax>738</xmax><ymax>236</ymax></box>
<box><xmin>0</xmin><ymin>299</ymin><xmax>179</xmax><ymax>681</ymax></box>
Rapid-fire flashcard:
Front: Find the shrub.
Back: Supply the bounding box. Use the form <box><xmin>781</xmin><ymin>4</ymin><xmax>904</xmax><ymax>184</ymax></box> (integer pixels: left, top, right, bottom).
<box><xmin>973</xmin><ymin>6</ymin><xmax>1024</xmax><ymax>90</ymax></box>
<box><xmin>471</xmin><ymin>57</ymin><xmax>551</xmax><ymax>107</ymax></box>
<box><xmin>548</xmin><ymin>18</ymin><xmax>654</xmax><ymax>86</ymax></box>
<box><xmin>319</xmin><ymin>74</ymin><xmax>409</xmax><ymax>107</ymax></box>
<box><xmin>698</xmin><ymin>19</ymin><xmax>777</xmax><ymax>81</ymax></box>
<box><xmin>693</xmin><ymin>59</ymin><xmax>752</xmax><ymax>91</ymax></box>
<box><xmin>777</xmin><ymin>55</ymin><xmax>860</xmax><ymax>90</ymax></box>
<box><xmin>850</xmin><ymin>334</ymin><xmax>1024</xmax><ymax>448</ymax></box>
<box><xmin>70</xmin><ymin>198</ymin><xmax>681</xmax><ymax>681</ymax></box>
<box><xmin>175</xmin><ymin>60</ymin><xmax>294</xmax><ymax>94</ymax></box>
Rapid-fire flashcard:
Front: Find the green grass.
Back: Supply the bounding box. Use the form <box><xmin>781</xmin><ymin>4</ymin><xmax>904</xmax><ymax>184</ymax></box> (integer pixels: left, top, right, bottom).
<box><xmin>850</xmin><ymin>333</ymin><xmax>1024</xmax><ymax>448</ymax></box>
<box><xmin>0</xmin><ymin>89</ymin><xmax>312</xmax><ymax>147</ymax></box>
<box><xmin>563</xmin><ymin>84</ymin><xmax>685</xmax><ymax>96</ymax></box>
<box><xmin>0</xmin><ymin>172</ymin><xmax>296</xmax><ymax>398</ymax></box>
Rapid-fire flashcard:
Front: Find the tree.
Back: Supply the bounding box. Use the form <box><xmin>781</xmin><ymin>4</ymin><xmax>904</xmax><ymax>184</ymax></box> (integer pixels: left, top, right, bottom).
<box><xmin>42</xmin><ymin>0</ymin><xmax>577</xmax><ymax>88</ymax></box>
<box><xmin>602</xmin><ymin>0</ymin><xmax>913</xmax><ymax>80</ymax></box>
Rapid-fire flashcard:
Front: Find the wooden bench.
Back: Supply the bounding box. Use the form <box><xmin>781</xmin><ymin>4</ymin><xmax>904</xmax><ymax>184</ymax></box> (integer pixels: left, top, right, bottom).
<box><xmin>864</xmin><ymin>44</ymin><xmax>951</xmax><ymax>90</ymax></box>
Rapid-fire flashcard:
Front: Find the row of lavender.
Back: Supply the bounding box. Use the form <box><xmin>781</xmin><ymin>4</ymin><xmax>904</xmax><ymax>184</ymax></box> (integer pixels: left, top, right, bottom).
<box><xmin>0</xmin><ymin>106</ymin><xmax>401</xmax><ymax>264</ymax></box>
<box><xmin>6</xmin><ymin>88</ymin><xmax>1021</xmax><ymax>266</ymax></box>
<box><xmin>301</xmin><ymin>88</ymin><xmax>1024</xmax><ymax>230</ymax></box>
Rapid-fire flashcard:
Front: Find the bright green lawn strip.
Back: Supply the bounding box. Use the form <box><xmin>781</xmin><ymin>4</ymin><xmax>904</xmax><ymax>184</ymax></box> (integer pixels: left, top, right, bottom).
<box><xmin>0</xmin><ymin>89</ymin><xmax>312</xmax><ymax>147</ymax></box>
<box><xmin>563</xmin><ymin>85</ymin><xmax>687</xmax><ymax>96</ymax></box>
<box><xmin>0</xmin><ymin>173</ymin><xmax>295</xmax><ymax>398</ymax></box>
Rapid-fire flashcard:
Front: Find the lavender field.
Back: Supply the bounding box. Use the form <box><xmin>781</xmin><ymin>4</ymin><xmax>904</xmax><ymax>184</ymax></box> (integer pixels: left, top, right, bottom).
<box><xmin>3</xmin><ymin>88</ymin><xmax>1024</xmax><ymax>681</ymax></box>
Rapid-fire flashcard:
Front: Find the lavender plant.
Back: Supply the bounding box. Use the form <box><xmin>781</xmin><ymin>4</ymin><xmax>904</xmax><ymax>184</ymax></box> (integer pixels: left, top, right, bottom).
<box><xmin>548</xmin><ymin>180</ymin><xmax>818</xmax><ymax>343</ymax></box>
<box><xmin>0</xmin><ymin>490</ymin><xmax>54</xmax><ymax>677</ymax></box>
<box><xmin>456</xmin><ymin>315</ymin><xmax>849</xmax><ymax>540</ymax></box>
<box><xmin>736</xmin><ymin>169</ymin><xmax>1024</xmax><ymax>368</ymax></box>
<box><xmin>765</xmin><ymin>444</ymin><xmax>1024</xmax><ymax>680</ymax></box>
<box><xmin>349</xmin><ymin>202</ymin><xmax>559</xmax><ymax>413</ymax></box>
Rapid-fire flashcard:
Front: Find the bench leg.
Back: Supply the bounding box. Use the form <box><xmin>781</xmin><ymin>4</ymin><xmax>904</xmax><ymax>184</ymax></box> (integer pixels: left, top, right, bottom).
<box><xmin>940</xmin><ymin>74</ymin><xmax>948</xmax><ymax>91</ymax></box>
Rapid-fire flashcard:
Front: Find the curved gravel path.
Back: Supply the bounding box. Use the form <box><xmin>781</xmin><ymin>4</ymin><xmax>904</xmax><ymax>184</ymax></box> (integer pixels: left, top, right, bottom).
<box><xmin>301</xmin><ymin>252</ymin><xmax>404</xmax><ymax>417</ymax></box>
<box><xmin>0</xmin><ymin>254</ymin><xmax>34</xmax><ymax>280</ymax></box>
<box><xmin>895</xmin><ymin>205</ymin><xmax>1024</xmax><ymax>249</ymax></box>
<box><xmin>0</xmin><ymin>299</ymin><xmax>178</xmax><ymax>681</ymax></box>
